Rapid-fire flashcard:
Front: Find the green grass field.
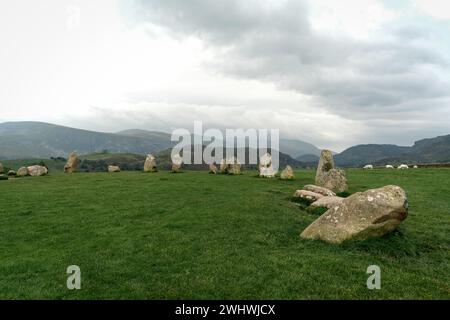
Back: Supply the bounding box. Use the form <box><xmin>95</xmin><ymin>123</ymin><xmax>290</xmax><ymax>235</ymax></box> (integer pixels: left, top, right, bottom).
<box><xmin>0</xmin><ymin>169</ymin><xmax>449</xmax><ymax>299</ymax></box>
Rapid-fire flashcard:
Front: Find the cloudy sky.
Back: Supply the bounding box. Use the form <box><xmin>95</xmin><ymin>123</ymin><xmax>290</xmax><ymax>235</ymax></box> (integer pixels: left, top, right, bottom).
<box><xmin>1</xmin><ymin>0</ymin><xmax>449</xmax><ymax>151</ymax></box>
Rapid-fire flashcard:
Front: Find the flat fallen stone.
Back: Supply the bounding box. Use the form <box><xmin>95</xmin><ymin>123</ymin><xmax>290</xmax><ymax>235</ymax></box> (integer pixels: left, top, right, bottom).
<box><xmin>303</xmin><ymin>185</ymin><xmax>336</xmax><ymax>197</ymax></box>
<box><xmin>293</xmin><ymin>190</ymin><xmax>324</xmax><ymax>202</ymax></box>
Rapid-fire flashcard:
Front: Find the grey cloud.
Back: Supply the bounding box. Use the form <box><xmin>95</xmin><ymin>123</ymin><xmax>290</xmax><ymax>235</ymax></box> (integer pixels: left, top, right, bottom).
<box><xmin>124</xmin><ymin>0</ymin><xmax>450</xmax><ymax>119</ymax></box>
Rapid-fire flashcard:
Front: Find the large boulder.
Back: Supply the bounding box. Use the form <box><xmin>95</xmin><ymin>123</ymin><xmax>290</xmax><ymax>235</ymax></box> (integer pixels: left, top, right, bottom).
<box><xmin>315</xmin><ymin>150</ymin><xmax>348</xmax><ymax>193</ymax></box>
<box><xmin>108</xmin><ymin>165</ymin><xmax>120</xmax><ymax>173</ymax></box>
<box><xmin>303</xmin><ymin>185</ymin><xmax>336</xmax><ymax>197</ymax></box>
<box><xmin>301</xmin><ymin>185</ymin><xmax>408</xmax><ymax>244</ymax></box>
<box><xmin>27</xmin><ymin>165</ymin><xmax>48</xmax><ymax>177</ymax></box>
<box><xmin>17</xmin><ymin>167</ymin><xmax>28</xmax><ymax>177</ymax></box>
<box><xmin>143</xmin><ymin>154</ymin><xmax>157</xmax><ymax>172</ymax></box>
<box><xmin>171</xmin><ymin>154</ymin><xmax>183</xmax><ymax>173</ymax></box>
<box><xmin>311</xmin><ymin>196</ymin><xmax>344</xmax><ymax>209</ymax></box>
<box><xmin>280</xmin><ymin>165</ymin><xmax>295</xmax><ymax>180</ymax></box>
<box><xmin>64</xmin><ymin>152</ymin><xmax>79</xmax><ymax>173</ymax></box>
<box><xmin>259</xmin><ymin>153</ymin><xmax>276</xmax><ymax>178</ymax></box>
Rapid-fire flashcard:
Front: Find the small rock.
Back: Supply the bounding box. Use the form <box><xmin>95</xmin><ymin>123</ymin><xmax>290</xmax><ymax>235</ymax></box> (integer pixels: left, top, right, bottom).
<box><xmin>17</xmin><ymin>167</ymin><xmax>28</xmax><ymax>177</ymax></box>
<box><xmin>209</xmin><ymin>163</ymin><xmax>218</xmax><ymax>174</ymax></box>
<box><xmin>108</xmin><ymin>165</ymin><xmax>120</xmax><ymax>172</ymax></box>
<box><xmin>280</xmin><ymin>165</ymin><xmax>295</xmax><ymax>180</ymax></box>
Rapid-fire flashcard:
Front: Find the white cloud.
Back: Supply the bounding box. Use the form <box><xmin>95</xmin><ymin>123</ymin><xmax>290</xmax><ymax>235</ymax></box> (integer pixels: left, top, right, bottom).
<box><xmin>308</xmin><ymin>0</ymin><xmax>398</xmax><ymax>39</ymax></box>
<box><xmin>414</xmin><ymin>0</ymin><xmax>450</xmax><ymax>20</ymax></box>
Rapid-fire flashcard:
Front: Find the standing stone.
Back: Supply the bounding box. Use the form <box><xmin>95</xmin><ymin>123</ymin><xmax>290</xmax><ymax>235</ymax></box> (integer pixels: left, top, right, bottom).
<box><xmin>226</xmin><ymin>157</ymin><xmax>242</xmax><ymax>175</ymax></box>
<box><xmin>171</xmin><ymin>154</ymin><xmax>183</xmax><ymax>173</ymax></box>
<box><xmin>27</xmin><ymin>165</ymin><xmax>48</xmax><ymax>177</ymax></box>
<box><xmin>321</xmin><ymin>169</ymin><xmax>348</xmax><ymax>193</ymax></box>
<box><xmin>64</xmin><ymin>152</ymin><xmax>79</xmax><ymax>173</ymax></box>
<box><xmin>280</xmin><ymin>165</ymin><xmax>295</xmax><ymax>180</ymax></box>
<box><xmin>315</xmin><ymin>150</ymin><xmax>348</xmax><ymax>193</ymax></box>
<box><xmin>316</xmin><ymin>149</ymin><xmax>335</xmax><ymax>184</ymax></box>
<box><xmin>17</xmin><ymin>167</ymin><xmax>28</xmax><ymax>177</ymax></box>
<box><xmin>209</xmin><ymin>163</ymin><xmax>218</xmax><ymax>174</ymax></box>
<box><xmin>0</xmin><ymin>163</ymin><xmax>3</xmax><ymax>174</ymax></box>
<box><xmin>144</xmin><ymin>154</ymin><xmax>157</xmax><ymax>172</ymax></box>
<box><xmin>108</xmin><ymin>165</ymin><xmax>120</xmax><ymax>173</ymax></box>
<box><xmin>301</xmin><ymin>185</ymin><xmax>408</xmax><ymax>244</ymax></box>
<box><xmin>220</xmin><ymin>157</ymin><xmax>242</xmax><ymax>175</ymax></box>
<box><xmin>220</xmin><ymin>159</ymin><xmax>228</xmax><ymax>174</ymax></box>
<box><xmin>259</xmin><ymin>153</ymin><xmax>275</xmax><ymax>178</ymax></box>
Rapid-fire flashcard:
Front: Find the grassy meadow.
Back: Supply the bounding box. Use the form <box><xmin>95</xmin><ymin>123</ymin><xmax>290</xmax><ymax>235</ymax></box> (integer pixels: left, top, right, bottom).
<box><xmin>0</xmin><ymin>168</ymin><xmax>449</xmax><ymax>299</ymax></box>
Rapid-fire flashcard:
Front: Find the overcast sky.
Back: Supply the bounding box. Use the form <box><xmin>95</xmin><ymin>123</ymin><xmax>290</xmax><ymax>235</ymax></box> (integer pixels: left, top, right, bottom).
<box><xmin>1</xmin><ymin>0</ymin><xmax>449</xmax><ymax>151</ymax></box>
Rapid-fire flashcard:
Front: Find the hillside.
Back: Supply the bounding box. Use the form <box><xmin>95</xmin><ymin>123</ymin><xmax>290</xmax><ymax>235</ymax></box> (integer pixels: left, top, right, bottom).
<box><xmin>335</xmin><ymin>144</ymin><xmax>411</xmax><ymax>167</ymax></box>
<box><xmin>279</xmin><ymin>139</ymin><xmax>321</xmax><ymax>158</ymax></box>
<box><xmin>0</xmin><ymin>122</ymin><xmax>173</xmax><ymax>160</ymax></box>
<box><xmin>335</xmin><ymin>135</ymin><xmax>450</xmax><ymax>167</ymax></box>
<box><xmin>120</xmin><ymin>129</ymin><xmax>322</xmax><ymax>159</ymax></box>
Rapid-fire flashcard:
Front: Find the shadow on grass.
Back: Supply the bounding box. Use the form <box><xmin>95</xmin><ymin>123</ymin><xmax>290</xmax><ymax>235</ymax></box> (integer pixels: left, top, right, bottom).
<box><xmin>290</xmin><ymin>197</ymin><xmax>328</xmax><ymax>216</ymax></box>
<box><xmin>340</xmin><ymin>229</ymin><xmax>422</xmax><ymax>258</ymax></box>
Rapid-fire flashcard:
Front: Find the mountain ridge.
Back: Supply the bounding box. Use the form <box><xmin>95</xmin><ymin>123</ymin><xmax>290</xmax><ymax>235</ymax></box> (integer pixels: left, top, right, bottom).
<box><xmin>0</xmin><ymin>121</ymin><xmax>321</xmax><ymax>160</ymax></box>
<box><xmin>334</xmin><ymin>136</ymin><xmax>450</xmax><ymax>166</ymax></box>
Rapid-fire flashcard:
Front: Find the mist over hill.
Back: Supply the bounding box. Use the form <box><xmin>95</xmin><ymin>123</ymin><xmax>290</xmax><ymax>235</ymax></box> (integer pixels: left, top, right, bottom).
<box><xmin>0</xmin><ymin>122</ymin><xmax>321</xmax><ymax>160</ymax></box>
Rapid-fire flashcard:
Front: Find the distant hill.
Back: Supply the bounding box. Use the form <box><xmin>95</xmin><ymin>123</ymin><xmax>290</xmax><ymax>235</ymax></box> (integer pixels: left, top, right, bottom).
<box><xmin>120</xmin><ymin>129</ymin><xmax>322</xmax><ymax>159</ymax></box>
<box><xmin>334</xmin><ymin>144</ymin><xmax>411</xmax><ymax>167</ymax></box>
<box><xmin>335</xmin><ymin>135</ymin><xmax>450</xmax><ymax>167</ymax></box>
<box><xmin>0</xmin><ymin>122</ymin><xmax>174</xmax><ymax>160</ymax></box>
<box><xmin>296</xmin><ymin>154</ymin><xmax>319</xmax><ymax>163</ymax></box>
<box><xmin>279</xmin><ymin>139</ymin><xmax>321</xmax><ymax>158</ymax></box>
<box><xmin>116</xmin><ymin>129</ymin><xmax>172</xmax><ymax>141</ymax></box>
<box><xmin>0</xmin><ymin>122</ymin><xmax>322</xmax><ymax>160</ymax></box>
